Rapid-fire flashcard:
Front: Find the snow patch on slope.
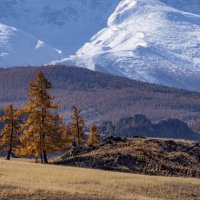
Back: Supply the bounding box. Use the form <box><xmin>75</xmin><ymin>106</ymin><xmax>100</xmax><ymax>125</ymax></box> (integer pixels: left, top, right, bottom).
<box><xmin>35</xmin><ymin>40</ymin><xmax>44</xmax><ymax>49</ymax></box>
<box><xmin>0</xmin><ymin>23</ymin><xmax>62</xmax><ymax>67</ymax></box>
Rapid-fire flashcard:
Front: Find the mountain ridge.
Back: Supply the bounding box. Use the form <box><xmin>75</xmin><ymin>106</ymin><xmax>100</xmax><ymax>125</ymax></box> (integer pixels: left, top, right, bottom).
<box><xmin>100</xmin><ymin>114</ymin><xmax>200</xmax><ymax>140</ymax></box>
<box><xmin>1</xmin><ymin>65</ymin><xmax>200</xmax><ymax>125</ymax></box>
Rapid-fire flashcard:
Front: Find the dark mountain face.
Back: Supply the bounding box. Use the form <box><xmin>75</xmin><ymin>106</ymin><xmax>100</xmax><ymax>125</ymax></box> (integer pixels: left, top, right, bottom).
<box><xmin>100</xmin><ymin>115</ymin><xmax>200</xmax><ymax>141</ymax></box>
<box><xmin>1</xmin><ymin>65</ymin><xmax>200</xmax><ymax>125</ymax></box>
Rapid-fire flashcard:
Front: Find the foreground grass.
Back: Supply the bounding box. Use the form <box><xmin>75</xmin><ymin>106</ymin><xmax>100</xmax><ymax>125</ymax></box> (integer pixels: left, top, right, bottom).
<box><xmin>0</xmin><ymin>160</ymin><xmax>200</xmax><ymax>200</ymax></box>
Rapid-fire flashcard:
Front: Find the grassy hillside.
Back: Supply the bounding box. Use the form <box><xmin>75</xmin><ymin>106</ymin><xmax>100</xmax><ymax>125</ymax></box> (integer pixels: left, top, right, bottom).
<box><xmin>0</xmin><ymin>159</ymin><xmax>200</xmax><ymax>200</ymax></box>
<box><xmin>56</xmin><ymin>138</ymin><xmax>200</xmax><ymax>178</ymax></box>
<box><xmin>1</xmin><ymin>65</ymin><xmax>200</xmax><ymax>123</ymax></box>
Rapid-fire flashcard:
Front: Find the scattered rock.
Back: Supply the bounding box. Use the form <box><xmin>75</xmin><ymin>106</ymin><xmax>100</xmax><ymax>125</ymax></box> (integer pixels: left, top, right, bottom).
<box><xmin>103</xmin><ymin>136</ymin><xmax>127</xmax><ymax>144</ymax></box>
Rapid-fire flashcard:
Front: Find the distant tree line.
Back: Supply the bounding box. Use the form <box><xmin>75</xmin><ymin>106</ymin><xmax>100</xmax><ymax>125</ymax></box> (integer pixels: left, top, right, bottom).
<box><xmin>0</xmin><ymin>71</ymin><xmax>100</xmax><ymax>163</ymax></box>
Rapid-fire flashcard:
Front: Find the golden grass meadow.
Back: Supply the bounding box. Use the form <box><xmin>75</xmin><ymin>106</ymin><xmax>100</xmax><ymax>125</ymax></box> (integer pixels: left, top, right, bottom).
<box><xmin>0</xmin><ymin>159</ymin><xmax>200</xmax><ymax>200</ymax></box>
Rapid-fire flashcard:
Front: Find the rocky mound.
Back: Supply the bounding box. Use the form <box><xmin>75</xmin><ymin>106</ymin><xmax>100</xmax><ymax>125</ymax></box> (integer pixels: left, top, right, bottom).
<box><xmin>55</xmin><ymin>137</ymin><xmax>200</xmax><ymax>178</ymax></box>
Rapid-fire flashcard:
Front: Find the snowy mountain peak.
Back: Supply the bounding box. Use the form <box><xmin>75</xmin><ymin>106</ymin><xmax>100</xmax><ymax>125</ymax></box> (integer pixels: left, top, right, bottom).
<box><xmin>53</xmin><ymin>0</ymin><xmax>200</xmax><ymax>91</ymax></box>
<box><xmin>107</xmin><ymin>0</ymin><xmax>138</xmax><ymax>26</ymax></box>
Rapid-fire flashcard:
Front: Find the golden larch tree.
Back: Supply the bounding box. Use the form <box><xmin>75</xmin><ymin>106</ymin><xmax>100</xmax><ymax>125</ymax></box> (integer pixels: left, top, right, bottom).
<box><xmin>0</xmin><ymin>104</ymin><xmax>22</xmax><ymax>160</ymax></box>
<box><xmin>87</xmin><ymin>123</ymin><xmax>100</xmax><ymax>147</ymax></box>
<box><xmin>20</xmin><ymin>71</ymin><xmax>68</xmax><ymax>163</ymax></box>
<box><xmin>71</xmin><ymin>106</ymin><xmax>85</xmax><ymax>146</ymax></box>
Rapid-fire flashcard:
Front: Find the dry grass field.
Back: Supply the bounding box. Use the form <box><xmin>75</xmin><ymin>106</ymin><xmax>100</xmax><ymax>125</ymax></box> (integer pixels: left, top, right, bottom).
<box><xmin>0</xmin><ymin>160</ymin><xmax>200</xmax><ymax>200</ymax></box>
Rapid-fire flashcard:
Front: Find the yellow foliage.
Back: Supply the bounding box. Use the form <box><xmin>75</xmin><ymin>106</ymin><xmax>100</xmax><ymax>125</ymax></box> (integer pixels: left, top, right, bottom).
<box><xmin>20</xmin><ymin>71</ymin><xmax>70</xmax><ymax>163</ymax></box>
<box><xmin>0</xmin><ymin>104</ymin><xmax>22</xmax><ymax>160</ymax></box>
<box><xmin>87</xmin><ymin>123</ymin><xmax>100</xmax><ymax>147</ymax></box>
<box><xmin>71</xmin><ymin>106</ymin><xmax>85</xmax><ymax>146</ymax></box>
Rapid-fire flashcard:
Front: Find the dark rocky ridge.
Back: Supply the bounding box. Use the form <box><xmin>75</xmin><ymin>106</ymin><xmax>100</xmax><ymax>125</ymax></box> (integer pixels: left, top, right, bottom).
<box><xmin>100</xmin><ymin>115</ymin><xmax>200</xmax><ymax>140</ymax></box>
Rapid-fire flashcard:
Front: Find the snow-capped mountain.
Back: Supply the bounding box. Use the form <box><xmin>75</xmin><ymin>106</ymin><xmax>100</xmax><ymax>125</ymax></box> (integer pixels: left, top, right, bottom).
<box><xmin>0</xmin><ymin>23</ymin><xmax>62</xmax><ymax>67</ymax></box>
<box><xmin>1</xmin><ymin>0</ymin><xmax>200</xmax><ymax>91</ymax></box>
<box><xmin>53</xmin><ymin>0</ymin><xmax>200</xmax><ymax>91</ymax></box>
